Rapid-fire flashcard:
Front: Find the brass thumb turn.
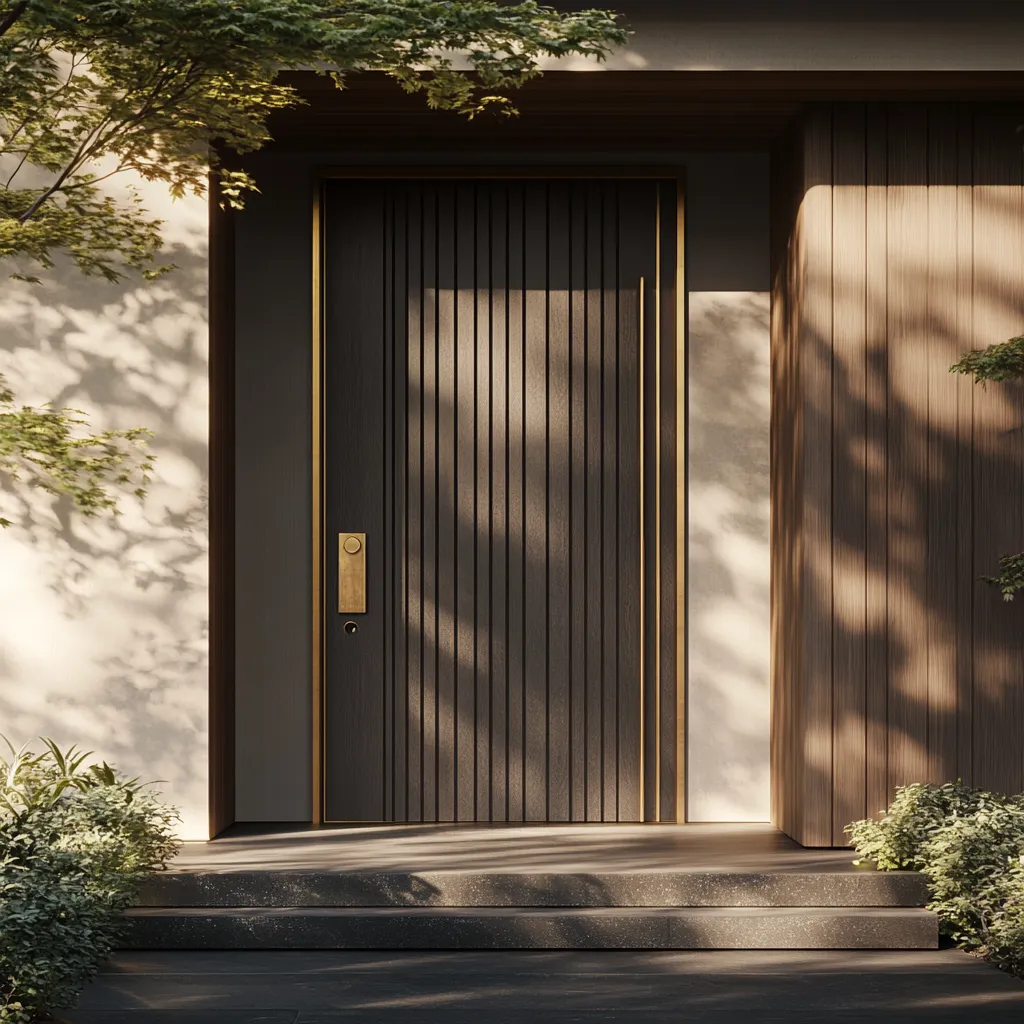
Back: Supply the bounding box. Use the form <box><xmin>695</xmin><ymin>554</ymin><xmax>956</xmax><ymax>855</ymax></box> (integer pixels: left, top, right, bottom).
<box><xmin>338</xmin><ymin>532</ymin><xmax>366</xmax><ymax>614</ymax></box>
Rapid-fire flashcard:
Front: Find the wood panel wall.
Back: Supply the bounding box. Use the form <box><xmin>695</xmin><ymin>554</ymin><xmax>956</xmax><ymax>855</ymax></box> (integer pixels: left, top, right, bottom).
<box><xmin>771</xmin><ymin>103</ymin><xmax>1024</xmax><ymax>847</ymax></box>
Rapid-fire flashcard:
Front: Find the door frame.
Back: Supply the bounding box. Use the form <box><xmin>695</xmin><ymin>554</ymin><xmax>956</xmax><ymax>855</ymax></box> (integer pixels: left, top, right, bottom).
<box><xmin>311</xmin><ymin>165</ymin><xmax>686</xmax><ymax>825</ymax></box>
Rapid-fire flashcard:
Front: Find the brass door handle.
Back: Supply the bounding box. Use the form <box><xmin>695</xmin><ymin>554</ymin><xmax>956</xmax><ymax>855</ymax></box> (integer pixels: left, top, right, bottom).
<box><xmin>338</xmin><ymin>532</ymin><xmax>366</xmax><ymax>613</ymax></box>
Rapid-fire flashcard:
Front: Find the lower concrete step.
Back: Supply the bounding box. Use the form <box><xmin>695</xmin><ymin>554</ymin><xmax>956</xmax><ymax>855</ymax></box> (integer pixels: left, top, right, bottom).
<box><xmin>138</xmin><ymin>869</ymin><xmax>929</xmax><ymax>908</ymax></box>
<box><xmin>124</xmin><ymin>906</ymin><xmax>938</xmax><ymax>950</ymax></box>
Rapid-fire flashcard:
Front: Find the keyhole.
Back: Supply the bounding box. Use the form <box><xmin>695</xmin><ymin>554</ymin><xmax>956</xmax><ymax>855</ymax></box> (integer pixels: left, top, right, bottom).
<box><xmin>344</xmin><ymin>620</ymin><xmax>358</xmax><ymax>635</ymax></box>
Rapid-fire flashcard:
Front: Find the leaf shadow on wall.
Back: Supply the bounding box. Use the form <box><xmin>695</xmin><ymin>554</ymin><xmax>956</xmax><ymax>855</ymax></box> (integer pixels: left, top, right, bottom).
<box><xmin>777</xmin><ymin>159</ymin><xmax>1024</xmax><ymax>846</ymax></box>
<box><xmin>687</xmin><ymin>291</ymin><xmax>771</xmax><ymax>823</ymax></box>
<box><xmin>0</xmin><ymin>244</ymin><xmax>210</xmax><ymax>828</ymax></box>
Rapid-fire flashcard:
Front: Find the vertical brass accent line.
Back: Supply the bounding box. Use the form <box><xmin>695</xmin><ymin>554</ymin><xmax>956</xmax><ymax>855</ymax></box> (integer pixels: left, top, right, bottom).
<box><xmin>311</xmin><ymin>179</ymin><xmax>323</xmax><ymax>826</ymax></box>
<box><xmin>654</xmin><ymin>186</ymin><xmax>662</xmax><ymax>823</ymax></box>
<box><xmin>675</xmin><ymin>181</ymin><xmax>687</xmax><ymax>824</ymax></box>
<box><xmin>638</xmin><ymin>273</ymin><xmax>644</xmax><ymax>820</ymax></box>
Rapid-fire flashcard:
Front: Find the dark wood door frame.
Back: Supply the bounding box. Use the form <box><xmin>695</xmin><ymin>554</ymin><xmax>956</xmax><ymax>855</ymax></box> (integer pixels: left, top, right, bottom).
<box><xmin>311</xmin><ymin>166</ymin><xmax>686</xmax><ymax>824</ymax></box>
<box><xmin>209</xmin><ymin>175</ymin><xmax>236</xmax><ymax>839</ymax></box>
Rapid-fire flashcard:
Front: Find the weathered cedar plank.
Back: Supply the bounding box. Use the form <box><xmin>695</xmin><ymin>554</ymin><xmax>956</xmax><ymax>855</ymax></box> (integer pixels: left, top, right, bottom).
<box><xmin>925</xmin><ymin>106</ymin><xmax>960</xmax><ymax>786</ymax></box>
<box><xmin>831</xmin><ymin>103</ymin><xmax>869</xmax><ymax>843</ymax></box>
<box><xmin>885</xmin><ymin>105</ymin><xmax>930</xmax><ymax>794</ymax></box>
<box><xmin>954</xmin><ymin>108</ymin><xmax>975</xmax><ymax>787</ymax></box>
<box><xmin>864</xmin><ymin>104</ymin><xmax>890</xmax><ymax>820</ymax></box>
<box><xmin>799</xmin><ymin>105</ymin><xmax>835</xmax><ymax>846</ymax></box>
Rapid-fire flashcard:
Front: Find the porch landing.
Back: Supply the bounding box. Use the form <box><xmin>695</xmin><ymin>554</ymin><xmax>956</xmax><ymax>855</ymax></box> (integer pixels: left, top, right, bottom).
<box><xmin>168</xmin><ymin>822</ymin><xmax>884</xmax><ymax>872</ymax></box>
<box><xmin>129</xmin><ymin>825</ymin><xmax>936</xmax><ymax>951</ymax></box>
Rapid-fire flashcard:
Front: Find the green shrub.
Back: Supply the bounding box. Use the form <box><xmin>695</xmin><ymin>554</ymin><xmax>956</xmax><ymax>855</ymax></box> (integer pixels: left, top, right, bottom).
<box><xmin>847</xmin><ymin>782</ymin><xmax>1024</xmax><ymax>976</ymax></box>
<box><xmin>845</xmin><ymin>781</ymin><xmax>994</xmax><ymax>870</ymax></box>
<box><xmin>0</xmin><ymin>739</ymin><xmax>179</xmax><ymax>1023</ymax></box>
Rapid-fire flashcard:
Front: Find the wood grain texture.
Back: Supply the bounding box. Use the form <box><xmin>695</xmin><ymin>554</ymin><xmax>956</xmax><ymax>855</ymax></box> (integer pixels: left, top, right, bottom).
<box><xmin>799</xmin><ymin>105</ymin><xmax>835</xmax><ymax>848</ymax></box>
<box><xmin>954</xmin><ymin>107</ymin><xmax>975</xmax><ymax>787</ymax></box>
<box><xmin>926</xmin><ymin>106</ymin><xmax>959</xmax><ymax>787</ymax></box>
<box><xmin>864</xmin><ymin>104</ymin><xmax>890</xmax><ymax>823</ymax></box>
<box><xmin>831</xmin><ymin>103</ymin><xmax>868</xmax><ymax>839</ymax></box>
<box><xmin>885</xmin><ymin>105</ymin><xmax>930</xmax><ymax>795</ymax></box>
<box><xmin>772</xmin><ymin>102</ymin><xmax>1024</xmax><ymax>847</ymax></box>
<box><xmin>322</xmin><ymin>178</ymin><xmax>673</xmax><ymax>822</ymax></box>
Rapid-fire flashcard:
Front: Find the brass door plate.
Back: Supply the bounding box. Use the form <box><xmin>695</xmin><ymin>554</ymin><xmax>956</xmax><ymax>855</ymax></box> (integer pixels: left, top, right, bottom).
<box><xmin>338</xmin><ymin>532</ymin><xmax>366</xmax><ymax>613</ymax></box>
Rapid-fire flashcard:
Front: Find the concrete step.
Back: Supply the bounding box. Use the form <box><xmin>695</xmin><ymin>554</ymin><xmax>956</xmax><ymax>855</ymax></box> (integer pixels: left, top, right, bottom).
<box><xmin>138</xmin><ymin>869</ymin><xmax>928</xmax><ymax>908</ymax></box>
<box><xmin>123</xmin><ymin>906</ymin><xmax>938</xmax><ymax>950</ymax></box>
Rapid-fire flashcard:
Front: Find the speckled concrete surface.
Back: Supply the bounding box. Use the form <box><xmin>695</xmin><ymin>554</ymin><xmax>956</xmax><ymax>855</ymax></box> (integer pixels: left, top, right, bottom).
<box><xmin>133</xmin><ymin>824</ymin><xmax>933</xmax><ymax>951</ymax></box>
<box><xmin>124</xmin><ymin>906</ymin><xmax>938</xmax><ymax>950</ymax></box>
<box><xmin>139</xmin><ymin>867</ymin><xmax>927</xmax><ymax>908</ymax></box>
<box><xmin>64</xmin><ymin>949</ymin><xmax>1024</xmax><ymax>1022</ymax></box>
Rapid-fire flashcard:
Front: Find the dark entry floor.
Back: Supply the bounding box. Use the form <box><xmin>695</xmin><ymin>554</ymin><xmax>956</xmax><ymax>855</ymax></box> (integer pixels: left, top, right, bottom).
<box><xmin>65</xmin><ymin>949</ymin><xmax>1024</xmax><ymax>1023</ymax></box>
<box><xmin>170</xmin><ymin>823</ymin><xmax>859</xmax><ymax>873</ymax></box>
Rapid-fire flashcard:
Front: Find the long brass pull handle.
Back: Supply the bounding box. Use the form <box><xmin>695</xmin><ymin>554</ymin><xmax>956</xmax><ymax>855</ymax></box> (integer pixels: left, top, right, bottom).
<box><xmin>638</xmin><ymin>275</ymin><xmax>646</xmax><ymax>818</ymax></box>
<box><xmin>338</xmin><ymin>532</ymin><xmax>366</xmax><ymax>613</ymax></box>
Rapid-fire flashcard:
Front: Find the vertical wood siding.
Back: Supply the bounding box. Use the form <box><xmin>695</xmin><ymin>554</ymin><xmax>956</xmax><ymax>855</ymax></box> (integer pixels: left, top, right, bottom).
<box><xmin>772</xmin><ymin>104</ymin><xmax>1024</xmax><ymax>846</ymax></box>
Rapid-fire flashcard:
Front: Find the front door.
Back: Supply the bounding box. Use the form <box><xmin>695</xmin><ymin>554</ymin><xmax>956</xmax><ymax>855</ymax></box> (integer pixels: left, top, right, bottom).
<box><xmin>319</xmin><ymin>177</ymin><xmax>677</xmax><ymax>823</ymax></box>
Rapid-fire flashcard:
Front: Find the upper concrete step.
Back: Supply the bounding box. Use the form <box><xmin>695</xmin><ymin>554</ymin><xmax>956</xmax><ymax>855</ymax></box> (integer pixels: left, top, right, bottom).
<box><xmin>123</xmin><ymin>906</ymin><xmax>939</xmax><ymax>951</ymax></box>
<box><xmin>138</xmin><ymin>869</ymin><xmax>928</xmax><ymax>908</ymax></box>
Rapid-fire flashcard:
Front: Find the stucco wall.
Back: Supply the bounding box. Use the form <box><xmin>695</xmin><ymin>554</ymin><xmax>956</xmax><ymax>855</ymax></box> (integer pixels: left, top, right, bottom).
<box><xmin>233</xmin><ymin>151</ymin><xmax>771</xmax><ymax>822</ymax></box>
<box><xmin>0</xmin><ymin>179</ymin><xmax>210</xmax><ymax>840</ymax></box>
<box><xmin>687</xmin><ymin>292</ymin><xmax>770</xmax><ymax>822</ymax></box>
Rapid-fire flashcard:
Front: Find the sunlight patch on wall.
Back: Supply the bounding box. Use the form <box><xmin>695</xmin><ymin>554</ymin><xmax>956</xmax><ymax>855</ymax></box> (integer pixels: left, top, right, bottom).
<box><xmin>687</xmin><ymin>291</ymin><xmax>770</xmax><ymax>823</ymax></box>
<box><xmin>0</xmin><ymin>174</ymin><xmax>210</xmax><ymax>840</ymax></box>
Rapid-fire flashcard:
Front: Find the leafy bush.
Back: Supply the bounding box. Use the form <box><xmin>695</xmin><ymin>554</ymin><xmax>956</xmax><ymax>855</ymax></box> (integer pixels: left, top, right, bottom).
<box><xmin>0</xmin><ymin>739</ymin><xmax>179</xmax><ymax>1023</ymax></box>
<box><xmin>949</xmin><ymin>335</ymin><xmax>1024</xmax><ymax>600</ymax></box>
<box><xmin>983</xmin><ymin>551</ymin><xmax>1024</xmax><ymax>602</ymax></box>
<box><xmin>950</xmin><ymin>335</ymin><xmax>1024</xmax><ymax>384</ymax></box>
<box><xmin>847</xmin><ymin>782</ymin><xmax>1024</xmax><ymax>976</ymax></box>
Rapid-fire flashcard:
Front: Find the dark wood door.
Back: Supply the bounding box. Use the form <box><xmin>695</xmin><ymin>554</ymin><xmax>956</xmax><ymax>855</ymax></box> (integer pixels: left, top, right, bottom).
<box><xmin>321</xmin><ymin>178</ymin><xmax>676</xmax><ymax>823</ymax></box>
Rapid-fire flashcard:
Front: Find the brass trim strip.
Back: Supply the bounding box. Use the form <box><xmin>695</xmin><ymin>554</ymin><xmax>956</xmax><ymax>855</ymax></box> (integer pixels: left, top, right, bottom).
<box><xmin>311</xmin><ymin>181</ymin><xmax>324</xmax><ymax>826</ymax></box>
<box><xmin>654</xmin><ymin>187</ymin><xmax>662</xmax><ymax>823</ymax></box>
<box><xmin>314</xmin><ymin>166</ymin><xmax>686</xmax><ymax>181</ymax></box>
<box><xmin>675</xmin><ymin>183</ymin><xmax>687</xmax><ymax>824</ymax></box>
<box><xmin>638</xmin><ymin>273</ymin><xmax>645</xmax><ymax>821</ymax></box>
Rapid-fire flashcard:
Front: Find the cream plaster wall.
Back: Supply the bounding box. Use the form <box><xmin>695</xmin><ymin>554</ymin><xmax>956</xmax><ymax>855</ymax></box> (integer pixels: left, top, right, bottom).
<box><xmin>687</xmin><ymin>292</ymin><xmax>771</xmax><ymax>822</ymax></box>
<box><xmin>0</xmin><ymin>178</ymin><xmax>210</xmax><ymax>840</ymax></box>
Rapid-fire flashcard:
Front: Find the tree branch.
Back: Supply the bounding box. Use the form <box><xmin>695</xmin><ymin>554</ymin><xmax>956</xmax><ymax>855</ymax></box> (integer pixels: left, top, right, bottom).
<box><xmin>0</xmin><ymin>1</ymin><xmax>29</xmax><ymax>39</ymax></box>
<box><xmin>17</xmin><ymin>112</ymin><xmax>116</xmax><ymax>223</ymax></box>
